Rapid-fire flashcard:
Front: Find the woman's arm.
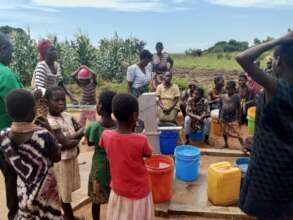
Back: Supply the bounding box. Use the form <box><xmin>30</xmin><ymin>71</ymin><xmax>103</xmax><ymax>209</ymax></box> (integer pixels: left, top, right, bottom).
<box><xmin>235</xmin><ymin>32</ymin><xmax>293</xmax><ymax>97</ymax></box>
<box><xmin>167</xmin><ymin>97</ymin><xmax>179</xmax><ymax>112</ymax></box>
<box><xmin>127</xmin><ymin>81</ymin><xmax>133</xmax><ymax>94</ymax></box>
<box><xmin>51</xmin><ymin>128</ymin><xmax>80</xmax><ymax>150</ymax></box>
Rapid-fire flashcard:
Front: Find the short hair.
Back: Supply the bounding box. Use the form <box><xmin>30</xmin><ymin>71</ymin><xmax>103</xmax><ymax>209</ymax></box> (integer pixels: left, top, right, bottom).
<box><xmin>274</xmin><ymin>43</ymin><xmax>293</xmax><ymax>68</ymax></box>
<box><xmin>214</xmin><ymin>76</ymin><xmax>224</xmax><ymax>84</ymax></box>
<box><xmin>5</xmin><ymin>89</ymin><xmax>35</xmax><ymax>122</ymax></box>
<box><xmin>44</xmin><ymin>86</ymin><xmax>65</xmax><ymax>100</ymax></box>
<box><xmin>226</xmin><ymin>80</ymin><xmax>236</xmax><ymax>89</ymax></box>
<box><xmin>156</xmin><ymin>42</ymin><xmax>163</xmax><ymax>48</ymax></box>
<box><xmin>239</xmin><ymin>73</ymin><xmax>248</xmax><ymax>80</ymax></box>
<box><xmin>99</xmin><ymin>91</ymin><xmax>116</xmax><ymax>114</ymax></box>
<box><xmin>0</xmin><ymin>33</ymin><xmax>12</xmax><ymax>65</ymax></box>
<box><xmin>196</xmin><ymin>87</ymin><xmax>204</xmax><ymax>97</ymax></box>
<box><xmin>140</xmin><ymin>49</ymin><xmax>153</xmax><ymax>60</ymax></box>
<box><xmin>112</xmin><ymin>93</ymin><xmax>138</xmax><ymax>122</ymax></box>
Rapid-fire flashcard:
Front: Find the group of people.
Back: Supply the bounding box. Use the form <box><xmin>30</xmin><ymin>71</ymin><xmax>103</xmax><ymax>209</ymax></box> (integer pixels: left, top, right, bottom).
<box><xmin>0</xmin><ymin>29</ymin><xmax>293</xmax><ymax>220</ymax></box>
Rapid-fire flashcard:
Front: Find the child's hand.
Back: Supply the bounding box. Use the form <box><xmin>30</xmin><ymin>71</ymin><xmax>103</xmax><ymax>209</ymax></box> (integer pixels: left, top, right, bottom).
<box><xmin>35</xmin><ymin>116</ymin><xmax>52</xmax><ymax>132</ymax></box>
<box><xmin>33</xmin><ymin>89</ymin><xmax>43</xmax><ymax>100</ymax></box>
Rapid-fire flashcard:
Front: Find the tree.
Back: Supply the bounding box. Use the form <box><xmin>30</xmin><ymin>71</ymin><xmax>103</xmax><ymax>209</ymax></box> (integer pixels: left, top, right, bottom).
<box><xmin>254</xmin><ymin>38</ymin><xmax>261</xmax><ymax>45</ymax></box>
<box><xmin>185</xmin><ymin>49</ymin><xmax>203</xmax><ymax>56</ymax></box>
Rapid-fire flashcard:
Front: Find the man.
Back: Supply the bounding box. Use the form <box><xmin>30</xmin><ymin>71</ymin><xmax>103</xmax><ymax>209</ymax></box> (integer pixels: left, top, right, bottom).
<box><xmin>151</xmin><ymin>42</ymin><xmax>174</xmax><ymax>91</ymax></box>
<box><xmin>0</xmin><ymin>33</ymin><xmax>23</xmax><ymax>220</ymax></box>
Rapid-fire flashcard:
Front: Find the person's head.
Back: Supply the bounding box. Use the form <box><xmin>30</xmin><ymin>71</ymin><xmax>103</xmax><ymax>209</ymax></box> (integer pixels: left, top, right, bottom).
<box><xmin>139</xmin><ymin>49</ymin><xmax>153</xmax><ymax>67</ymax></box>
<box><xmin>266</xmin><ymin>56</ymin><xmax>273</xmax><ymax>69</ymax></box>
<box><xmin>194</xmin><ymin>87</ymin><xmax>204</xmax><ymax>101</ymax></box>
<box><xmin>77</xmin><ymin>67</ymin><xmax>91</xmax><ymax>86</ymax></box>
<box><xmin>188</xmin><ymin>80</ymin><xmax>197</xmax><ymax>92</ymax></box>
<box><xmin>156</xmin><ymin>42</ymin><xmax>164</xmax><ymax>54</ymax></box>
<box><xmin>6</xmin><ymin>89</ymin><xmax>36</xmax><ymax>122</ymax></box>
<box><xmin>226</xmin><ymin>80</ymin><xmax>237</xmax><ymax>96</ymax></box>
<box><xmin>38</xmin><ymin>39</ymin><xmax>52</xmax><ymax>61</ymax></box>
<box><xmin>0</xmin><ymin>33</ymin><xmax>13</xmax><ymax>66</ymax></box>
<box><xmin>163</xmin><ymin>71</ymin><xmax>172</xmax><ymax>85</ymax></box>
<box><xmin>273</xmin><ymin>43</ymin><xmax>293</xmax><ymax>78</ymax></box>
<box><xmin>44</xmin><ymin>46</ymin><xmax>58</xmax><ymax>64</ymax></box>
<box><xmin>45</xmin><ymin>86</ymin><xmax>66</xmax><ymax>116</ymax></box>
<box><xmin>214</xmin><ymin>76</ymin><xmax>225</xmax><ymax>89</ymax></box>
<box><xmin>97</xmin><ymin>91</ymin><xmax>116</xmax><ymax>116</ymax></box>
<box><xmin>238</xmin><ymin>73</ymin><xmax>248</xmax><ymax>87</ymax></box>
<box><xmin>112</xmin><ymin>93</ymin><xmax>139</xmax><ymax>129</ymax></box>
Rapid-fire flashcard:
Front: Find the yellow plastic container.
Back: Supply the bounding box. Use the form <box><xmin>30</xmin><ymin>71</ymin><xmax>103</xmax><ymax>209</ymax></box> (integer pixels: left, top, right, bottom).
<box><xmin>207</xmin><ymin>162</ymin><xmax>241</xmax><ymax>206</ymax></box>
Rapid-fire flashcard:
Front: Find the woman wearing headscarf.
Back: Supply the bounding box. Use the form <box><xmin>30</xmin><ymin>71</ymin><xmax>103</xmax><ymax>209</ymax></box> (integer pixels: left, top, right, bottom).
<box><xmin>0</xmin><ymin>33</ymin><xmax>23</xmax><ymax>220</ymax></box>
<box><xmin>32</xmin><ymin>39</ymin><xmax>77</xmax><ymax>117</ymax></box>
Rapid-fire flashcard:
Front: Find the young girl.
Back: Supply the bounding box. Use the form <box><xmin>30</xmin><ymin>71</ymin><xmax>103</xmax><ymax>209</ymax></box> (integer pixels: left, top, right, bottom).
<box><xmin>99</xmin><ymin>93</ymin><xmax>154</xmax><ymax>220</ymax></box>
<box><xmin>45</xmin><ymin>86</ymin><xmax>84</xmax><ymax>220</ymax></box>
<box><xmin>85</xmin><ymin>91</ymin><xmax>116</xmax><ymax>220</ymax></box>
<box><xmin>219</xmin><ymin>81</ymin><xmax>243</xmax><ymax>148</ymax></box>
<box><xmin>236</xmin><ymin>31</ymin><xmax>293</xmax><ymax>220</ymax></box>
<box><xmin>72</xmin><ymin>66</ymin><xmax>97</xmax><ymax>127</ymax></box>
<box><xmin>208</xmin><ymin>76</ymin><xmax>225</xmax><ymax>111</ymax></box>
<box><xmin>0</xmin><ymin>89</ymin><xmax>62</xmax><ymax>219</ymax></box>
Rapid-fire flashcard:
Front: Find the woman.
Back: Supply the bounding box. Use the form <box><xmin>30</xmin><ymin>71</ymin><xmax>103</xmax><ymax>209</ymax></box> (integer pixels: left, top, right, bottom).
<box><xmin>0</xmin><ymin>33</ymin><xmax>22</xmax><ymax>220</ymax></box>
<box><xmin>127</xmin><ymin>49</ymin><xmax>153</xmax><ymax>98</ymax></box>
<box><xmin>32</xmin><ymin>40</ymin><xmax>77</xmax><ymax>117</ymax></box>
<box><xmin>156</xmin><ymin>71</ymin><xmax>180</xmax><ymax>125</ymax></box>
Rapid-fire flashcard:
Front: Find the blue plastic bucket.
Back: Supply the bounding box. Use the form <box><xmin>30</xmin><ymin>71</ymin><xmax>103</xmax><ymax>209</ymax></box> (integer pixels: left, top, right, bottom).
<box><xmin>235</xmin><ymin>157</ymin><xmax>250</xmax><ymax>174</ymax></box>
<box><xmin>160</xmin><ymin>131</ymin><xmax>179</xmax><ymax>155</ymax></box>
<box><xmin>174</xmin><ymin>145</ymin><xmax>201</xmax><ymax>181</ymax></box>
<box><xmin>189</xmin><ymin>130</ymin><xmax>204</xmax><ymax>141</ymax></box>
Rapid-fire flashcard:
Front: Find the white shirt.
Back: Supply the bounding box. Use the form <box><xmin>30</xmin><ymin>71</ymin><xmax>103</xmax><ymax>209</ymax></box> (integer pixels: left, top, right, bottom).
<box><xmin>127</xmin><ymin>64</ymin><xmax>152</xmax><ymax>89</ymax></box>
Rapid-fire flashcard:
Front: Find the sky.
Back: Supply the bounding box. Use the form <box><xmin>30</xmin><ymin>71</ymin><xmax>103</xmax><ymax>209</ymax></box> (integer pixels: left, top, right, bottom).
<box><xmin>0</xmin><ymin>0</ymin><xmax>293</xmax><ymax>53</ymax></box>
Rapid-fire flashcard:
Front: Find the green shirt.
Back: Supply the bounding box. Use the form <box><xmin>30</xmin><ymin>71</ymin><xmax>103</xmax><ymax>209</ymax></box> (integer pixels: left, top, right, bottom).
<box><xmin>0</xmin><ymin>63</ymin><xmax>23</xmax><ymax>129</ymax></box>
<box><xmin>85</xmin><ymin>122</ymin><xmax>111</xmax><ymax>193</ymax></box>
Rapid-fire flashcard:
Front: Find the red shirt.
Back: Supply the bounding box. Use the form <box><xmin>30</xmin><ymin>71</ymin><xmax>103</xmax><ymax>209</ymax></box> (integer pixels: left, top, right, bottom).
<box><xmin>100</xmin><ymin>130</ymin><xmax>152</xmax><ymax>199</ymax></box>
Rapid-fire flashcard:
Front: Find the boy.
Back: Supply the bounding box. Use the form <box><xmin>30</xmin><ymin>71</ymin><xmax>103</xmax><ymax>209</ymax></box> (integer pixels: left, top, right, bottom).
<box><xmin>219</xmin><ymin>81</ymin><xmax>243</xmax><ymax>148</ymax></box>
<box><xmin>208</xmin><ymin>76</ymin><xmax>225</xmax><ymax>111</ymax></box>
<box><xmin>238</xmin><ymin>73</ymin><xmax>255</xmax><ymax>123</ymax></box>
<box><xmin>72</xmin><ymin>66</ymin><xmax>97</xmax><ymax>127</ymax></box>
<box><xmin>184</xmin><ymin>87</ymin><xmax>210</xmax><ymax>145</ymax></box>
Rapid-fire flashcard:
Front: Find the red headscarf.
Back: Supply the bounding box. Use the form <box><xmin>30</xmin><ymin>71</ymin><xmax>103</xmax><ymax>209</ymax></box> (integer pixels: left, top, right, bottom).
<box><xmin>38</xmin><ymin>39</ymin><xmax>52</xmax><ymax>61</ymax></box>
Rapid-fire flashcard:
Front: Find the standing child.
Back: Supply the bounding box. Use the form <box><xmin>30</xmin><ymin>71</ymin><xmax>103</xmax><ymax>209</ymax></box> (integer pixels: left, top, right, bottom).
<box><xmin>85</xmin><ymin>91</ymin><xmax>116</xmax><ymax>220</ymax></box>
<box><xmin>208</xmin><ymin>76</ymin><xmax>225</xmax><ymax>111</ymax></box>
<box><xmin>100</xmin><ymin>93</ymin><xmax>154</xmax><ymax>220</ymax></box>
<box><xmin>45</xmin><ymin>86</ymin><xmax>84</xmax><ymax>220</ymax></box>
<box><xmin>219</xmin><ymin>81</ymin><xmax>243</xmax><ymax>148</ymax></box>
<box><xmin>0</xmin><ymin>89</ymin><xmax>62</xmax><ymax>219</ymax></box>
<box><xmin>236</xmin><ymin>31</ymin><xmax>293</xmax><ymax>220</ymax></box>
<box><xmin>238</xmin><ymin>73</ymin><xmax>255</xmax><ymax>123</ymax></box>
<box><xmin>72</xmin><ymin>66</ymin><xmax>97</xmax><ymax>127</ymax></box>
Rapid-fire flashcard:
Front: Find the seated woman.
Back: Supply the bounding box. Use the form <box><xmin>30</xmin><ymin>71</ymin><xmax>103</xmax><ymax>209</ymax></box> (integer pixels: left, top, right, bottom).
<box><xmin>156</xmin><ymin>72</ymin><xmax>180</xmax><ymax>125</ymax></box>
<box><xmin>184</xmin><ymin>87</ymin><xmax>210</xmax><ymax>145</ymax></box>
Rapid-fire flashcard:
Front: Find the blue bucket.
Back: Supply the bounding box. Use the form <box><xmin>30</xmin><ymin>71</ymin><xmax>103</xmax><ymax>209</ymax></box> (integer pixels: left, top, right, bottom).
<box><xmin>160</xmin><ymin>131</ymin><xmax>179</xmax><ymax>155</ymax></box>
<box><xmin>189</xmin><ymin>130</ymin><xmax>204</xmax><ymax>141</ymax></box>
<box><xmin>235</xmin><ymin>157</ymin><xmax>250</xmax><ymax>174</ymax></box>
<box><xmin>174</xmin><ymin>145</ymin><xmax>201</xmax><ymax>181</ymax></box>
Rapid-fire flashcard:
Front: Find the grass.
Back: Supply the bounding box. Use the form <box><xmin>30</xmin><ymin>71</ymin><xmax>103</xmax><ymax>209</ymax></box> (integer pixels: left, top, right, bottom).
<box><xmin>172</xmin><ymin>51</ymin><xmax>273</xmax><ymax>71</ymax></box>
<box><xmin>172</xmin><ymin>53</ymin><xmax>241</xmax><ymax>71</ymax></box>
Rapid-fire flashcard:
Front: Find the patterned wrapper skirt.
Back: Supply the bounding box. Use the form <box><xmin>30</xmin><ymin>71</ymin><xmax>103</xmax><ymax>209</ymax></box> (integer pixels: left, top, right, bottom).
<box><xmin>106</xmin><ymin>191</ymin><xmax>154</xmax><ymax>220</ymax></box>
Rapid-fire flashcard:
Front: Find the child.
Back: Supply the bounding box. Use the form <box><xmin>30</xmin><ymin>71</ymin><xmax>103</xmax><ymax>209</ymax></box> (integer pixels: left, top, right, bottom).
<box><xmin>236</xmin><ymin>31</ymin><xmax>293</xmax><ymax>220</ymax></box>
<box><xmin>208</xmin><ymin>76</ymin><xmax>225</xmax><ymax>111</ymax></box>
<box><xmin>72</xmin><ymin>66</ymin><xmax>97</xmax><ymax>127</ymax></box>
<box><xmin>219</xmin><ymin>81</ymin><xmax>243</xmax><ymax>148</ymax></box>
<box><xmin>238</xmin><ymin>73</ymin><xmax>255</xmax><ymax>123</ymax></box>
<box><xmin>45</xmin><ymin>86</ymin><xmax>84</xmax><ymax>220</ymax></box>
<box><xmin>180</xmin><ymin>80</ymin><xmax>197</xmax><ymax>118</ymax></box>
<box><xmin>0</xmin><ymin>89</ymin><xmax>62</xmax><ymax>219</ymax></box>
<box><xmin>99</xmin><ymin>93</ymin><xmax>154</xmax><ymax>220</ymax></box>
<box><xmin>85</xmin><ymin>91</ymin><xmax>116</xmax><ymax>220</ymax></box>
<box><xmin>184</xmin><ymin>87</ymin><xmax>210</xmax><ymax>145</ymax></box>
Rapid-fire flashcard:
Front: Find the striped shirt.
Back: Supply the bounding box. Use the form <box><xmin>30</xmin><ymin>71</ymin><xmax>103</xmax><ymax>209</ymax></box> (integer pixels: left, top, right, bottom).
<box><xmin>31</xmin><ymin>61</ymin><xmax>63</xmax><ymax>90</ymax></box>
<box><xmin>80</xmin><ymin>80</ymin><xmax>97</xmax><ymax>105</ymax></box>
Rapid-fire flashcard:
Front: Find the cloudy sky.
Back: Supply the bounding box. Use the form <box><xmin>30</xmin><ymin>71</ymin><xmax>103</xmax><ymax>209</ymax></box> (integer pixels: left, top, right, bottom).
<box><xmin>0</xmin><ymin>0</ymin><xmax>293</xmax><ymax>52</ymax></box>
